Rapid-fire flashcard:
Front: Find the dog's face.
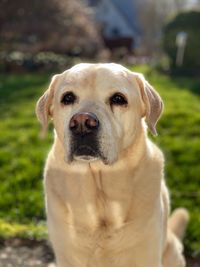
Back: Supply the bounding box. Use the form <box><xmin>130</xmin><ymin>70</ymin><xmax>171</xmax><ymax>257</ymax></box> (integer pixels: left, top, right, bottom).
<box><xmin>36</xmin><ymin>63</ymin><xmax>163</xmax><ymax>165</ymax></box>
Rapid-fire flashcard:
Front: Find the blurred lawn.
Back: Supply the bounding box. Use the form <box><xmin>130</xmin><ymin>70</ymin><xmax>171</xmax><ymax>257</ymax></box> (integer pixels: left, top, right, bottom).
<box><xmin>0</xmin><ymin>66</ymin><xmax>199</xmax><ymax>256</ymax></box>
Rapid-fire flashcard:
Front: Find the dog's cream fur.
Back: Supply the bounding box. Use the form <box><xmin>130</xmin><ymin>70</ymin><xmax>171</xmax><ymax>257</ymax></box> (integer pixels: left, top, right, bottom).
<box><xmin>36</xmin><ymin>63</ymin><xmax>189</xmax><ymax>267</ymax></box>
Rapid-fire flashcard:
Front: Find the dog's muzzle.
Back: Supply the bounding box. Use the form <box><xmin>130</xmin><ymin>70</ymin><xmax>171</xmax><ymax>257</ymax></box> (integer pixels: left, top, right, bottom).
<box><xmin>69</xmin><ymin>112</ymin><xmax>101</xmax><ymax>161</ymax></box>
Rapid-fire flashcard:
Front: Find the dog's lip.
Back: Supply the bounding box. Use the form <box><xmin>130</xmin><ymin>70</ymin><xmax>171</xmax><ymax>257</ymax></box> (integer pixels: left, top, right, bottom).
<box><xmin>74</xmin><ymin>155</ymin><xmax>99</xmax><ymax>162</ymax></box>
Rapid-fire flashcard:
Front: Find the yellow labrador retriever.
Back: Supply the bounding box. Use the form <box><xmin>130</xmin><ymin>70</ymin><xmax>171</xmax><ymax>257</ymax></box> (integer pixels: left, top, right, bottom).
<box><xmin>36</xmin><ymin>63</ymin><xmax>189</xmax><ymax>267</ymax></box>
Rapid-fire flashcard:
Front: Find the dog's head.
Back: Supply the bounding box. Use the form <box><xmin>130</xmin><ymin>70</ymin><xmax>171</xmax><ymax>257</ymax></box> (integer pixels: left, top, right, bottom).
<box><xmin>36</xmin><ymin>63</ymin><xmax>163</xmax><ymax>165</ymax></box>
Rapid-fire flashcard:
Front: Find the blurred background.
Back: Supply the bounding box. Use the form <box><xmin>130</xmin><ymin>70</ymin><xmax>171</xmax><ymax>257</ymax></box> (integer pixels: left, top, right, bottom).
<box><xmin>0</xmin><ymin>0</ymin><xmax>200</xmax><ymax>266</ymax></box>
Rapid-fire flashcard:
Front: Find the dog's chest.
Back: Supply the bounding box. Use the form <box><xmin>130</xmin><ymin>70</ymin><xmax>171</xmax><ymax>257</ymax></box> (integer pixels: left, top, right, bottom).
<box><xmin>61</xmin><ymin>184</ymin><xmax>143</xmax><ymax>267</ymax></box>
<box><xmin>64</xmin><ymin>169</ymin><xmax>137</xmax><ymax>232</ymax></box>
<box><xmin>52</xmin><ymin>165</ymin><xmax>156</xmax><ymax>234</ymax></box>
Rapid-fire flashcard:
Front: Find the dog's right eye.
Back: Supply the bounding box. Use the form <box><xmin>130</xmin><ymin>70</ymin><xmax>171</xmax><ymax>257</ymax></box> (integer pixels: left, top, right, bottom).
<box><xmin>61</xmin><ymin>92</ymin><xmax>76</xmax><ymax>105</ymax></box>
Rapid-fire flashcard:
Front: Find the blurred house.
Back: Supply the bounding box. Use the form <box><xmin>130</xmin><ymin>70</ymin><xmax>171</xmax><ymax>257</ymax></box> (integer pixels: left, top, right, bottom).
<box><xmin>86</xmin><ymin>0</ymin><xmax>141</xmax><ymax>53</ymax></box>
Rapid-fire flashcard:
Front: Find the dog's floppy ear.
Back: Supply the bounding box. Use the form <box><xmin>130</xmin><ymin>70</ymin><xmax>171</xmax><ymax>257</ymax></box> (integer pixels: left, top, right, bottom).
<box><xmin>36</xmin><ymin>74</ymin><xmax>59</xmax><ymax>136</ymax></box>
<box><xmin>135</xmin><ymin>73</ymin><xmax>163</xmax><ymax>136</ymax></box>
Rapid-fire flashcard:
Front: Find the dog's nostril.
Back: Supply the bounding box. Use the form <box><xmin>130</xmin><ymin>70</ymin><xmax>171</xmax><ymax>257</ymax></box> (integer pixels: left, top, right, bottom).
<box><xmin>69</xmin><ymin>119</ymin><xmax>78</xmax><ymax>129</ymax></box>
<box><xmin>85</xmin><ymin>117</ymin><xmax>99</xmax><ymax>129</ymax></box>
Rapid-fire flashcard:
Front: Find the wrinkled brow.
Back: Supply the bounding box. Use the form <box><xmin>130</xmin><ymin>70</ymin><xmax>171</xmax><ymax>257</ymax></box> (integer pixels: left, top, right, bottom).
<box><xmin>61</xmin><ymin>74</ymin><xmax>96</xmax><ymax>89</ymax></box>
<box><xmin>60</xmin><ymin>78</ymin><xmax>78</xmax><ymax>88</ymax></box>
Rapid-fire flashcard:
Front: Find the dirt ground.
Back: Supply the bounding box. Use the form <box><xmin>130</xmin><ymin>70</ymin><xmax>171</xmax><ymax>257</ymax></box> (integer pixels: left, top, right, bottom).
<box><xmin>0</xmin><ymin>239</ymin><xmax>55</xmax><ymax>267</ymax></box>
<box><xmin>0</xmin><ymin>238</ymin><xmax>199</xmax><ymax>267</ymax></box>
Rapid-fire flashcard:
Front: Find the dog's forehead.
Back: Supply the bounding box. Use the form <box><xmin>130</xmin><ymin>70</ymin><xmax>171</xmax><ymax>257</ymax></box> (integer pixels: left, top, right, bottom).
<box><xmin>69</xmin><ymin>63</ymin><xmax>127</xmax><ymax>75</ymax></box>
<box><xmin>61</xmin><ymin>63</ymin><xmax>129</xmax><ymax>87</ymax></box>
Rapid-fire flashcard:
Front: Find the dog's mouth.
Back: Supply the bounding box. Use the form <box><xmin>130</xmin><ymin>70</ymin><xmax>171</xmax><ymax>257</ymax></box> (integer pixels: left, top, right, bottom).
<box><xmin>69</xmin><ymin>142</ymin><xmax>108</xmax><ymax>164</ymax></box>
<box><xmin>73</xmin><ymin>145</ymin><xmax>100</xmax><ymax>161</ymax></box>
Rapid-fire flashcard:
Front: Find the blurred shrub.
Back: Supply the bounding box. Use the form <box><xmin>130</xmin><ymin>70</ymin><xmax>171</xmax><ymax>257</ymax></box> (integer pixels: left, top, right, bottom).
<box><xmin>0</xmin><ymin>51</ymin><xmax>78</xmax><ymax>72</ymax></box>
<box><xmin>163</xmin><ymin>10</ymin><xmax>200</xmax><ymax>75</ymax></box>
<box><xmin>0</xmin><ymin>0</ymin><xmax>103</xmax><ymax>58</ymax></box>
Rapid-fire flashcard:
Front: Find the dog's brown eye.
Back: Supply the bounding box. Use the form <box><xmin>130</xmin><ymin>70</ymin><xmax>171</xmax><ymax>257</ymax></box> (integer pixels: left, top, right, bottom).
<box><xmin>61</xmin><ymin>92</ymin><xmax>76</xmax><ymax>105</ymax></box>
<box><xmin>109</xmin><ymin>93</ymin><xmax>128</xmax><ymax>106</ymax></box>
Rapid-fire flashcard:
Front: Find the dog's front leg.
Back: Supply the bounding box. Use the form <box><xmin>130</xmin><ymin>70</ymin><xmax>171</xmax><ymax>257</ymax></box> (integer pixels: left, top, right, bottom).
<box><xmin>131</xmin><ymin>226</ymin><xmax>164</xmax><ymax>267</ymax></box>
<box><xmin>132</xmin><ymin>243</ymin><xmax>163</xmax><ymax>267</ymax></box>
<box><xmin>45</xmin><ymin>185</ymin><xmax>88</xmax><ymax>267</ymax></box>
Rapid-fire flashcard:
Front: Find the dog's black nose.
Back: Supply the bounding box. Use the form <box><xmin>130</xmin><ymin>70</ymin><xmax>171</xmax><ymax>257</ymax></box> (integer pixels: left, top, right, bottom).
<box><xmin>69</xmin><ymin>112</ymin><xmax>99</xmax><ymax>134</ymax></box>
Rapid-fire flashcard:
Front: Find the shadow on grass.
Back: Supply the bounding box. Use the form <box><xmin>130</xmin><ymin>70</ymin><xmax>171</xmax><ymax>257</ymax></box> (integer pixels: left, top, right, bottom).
<box><xmin>170</xmin><ymin>76</ymin><xmax>200</xmax><ymax>96</ymax></box>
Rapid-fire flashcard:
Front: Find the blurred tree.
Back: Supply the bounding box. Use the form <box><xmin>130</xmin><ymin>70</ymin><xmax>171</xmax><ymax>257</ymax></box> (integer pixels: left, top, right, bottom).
<box><xmin>135</xmin><ymin>0</ymin><xmax>172</xmax><ymax>55</ymax></box>
<box><xmin>163</xmin><ymin>10</ymin><xmax>200</xmax><ymax>74</ymax></box>
<box><xmin>0</xmin><ymin>0</ymin><xmax>103</xmax><ymax>57</ymax></box>
<box><xmin>135</xmin><ymin>0</ymin><xmax>200</xmax><ymax>55</ymax></box>
<box><xmin>172</xmin><ymin>0</ymin><xmax>189</xmax><ymax>11</ymax></box>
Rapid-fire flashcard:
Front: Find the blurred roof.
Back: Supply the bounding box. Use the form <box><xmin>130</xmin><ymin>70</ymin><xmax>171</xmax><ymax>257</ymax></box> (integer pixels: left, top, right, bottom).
<box><xmin>87</xmin><ymin>0</ymin><xmax>141</xmax><ymax>35</ymax></box>
<box><xmin>111</xmin><ymin>0</ymin><xmax>141</xmax><ymax>34</ymax></box>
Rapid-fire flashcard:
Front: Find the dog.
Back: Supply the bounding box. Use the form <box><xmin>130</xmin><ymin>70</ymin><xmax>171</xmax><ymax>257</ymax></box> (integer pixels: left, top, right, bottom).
<box><xmin>36</xmin><ymin>63</ymin><xmax>189</xmax><ymax>267</ymax></box>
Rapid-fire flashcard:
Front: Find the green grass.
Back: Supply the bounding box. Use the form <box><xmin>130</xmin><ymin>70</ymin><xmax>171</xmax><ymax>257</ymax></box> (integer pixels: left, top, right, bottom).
<box><xmin>0</xmin><ymin>67</ymin><xmax>199</xmax><ymax>256</ymax></box>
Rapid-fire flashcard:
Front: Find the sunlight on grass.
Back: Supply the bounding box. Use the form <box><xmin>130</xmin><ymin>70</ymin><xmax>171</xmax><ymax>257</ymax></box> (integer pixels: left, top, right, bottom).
<box><xmin>0</xmin><ymin>219</ymin><xmax>47</xmax><ymax>239</ymax></box>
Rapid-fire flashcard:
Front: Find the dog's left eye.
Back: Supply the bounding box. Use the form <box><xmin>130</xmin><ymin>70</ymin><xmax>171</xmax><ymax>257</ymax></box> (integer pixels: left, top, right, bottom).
<box><xmin>109</xmin><ymin>93</ymin><xmax>128</xmax><ymax>106</ymax></box>
<box><xmin>61</xmin><ymin>92</ymin><xmax>76</xmax><ymax>105</ymax></box>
